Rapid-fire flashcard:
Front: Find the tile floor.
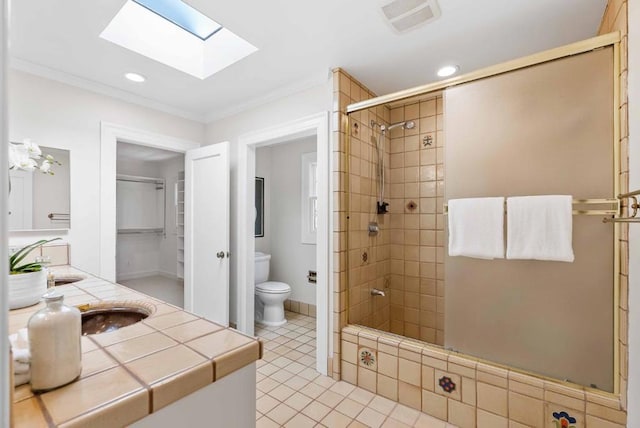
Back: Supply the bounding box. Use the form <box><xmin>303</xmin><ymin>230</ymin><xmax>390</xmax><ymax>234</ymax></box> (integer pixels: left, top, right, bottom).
<box><xmin>119</xmin><ymin>275</ymin><xmax>184</xmax><ymax>308</ymax></box>
<box><xmin>255</xmin><ymin>312</ymin><xmax>457</xmax><ymax>428</ymax></box>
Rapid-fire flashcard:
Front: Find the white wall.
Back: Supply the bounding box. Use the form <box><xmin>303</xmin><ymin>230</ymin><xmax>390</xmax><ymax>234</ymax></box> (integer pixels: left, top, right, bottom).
<box><xmin>626</xmin><ymin>0</ymin><xmax>639</xmax><ymax>423</ymax></box>
<box><xmin>205</xmin><ymin>80</ymin><xmax>332</xmax><ymax>323</ymax></box>
<box><xmin>8</xmin><ymin>70</ymin><xmax>204</xmax><ymax>275</ymax></box>
<box><xmin>255</xmin><ymin>146</ymin><xmax>271</xmax><ymax>253</ymax></box>
<box><xmin>268</xmin><ymin>138</ymin><xmax>317</xmax><ymax>304</ymax></box>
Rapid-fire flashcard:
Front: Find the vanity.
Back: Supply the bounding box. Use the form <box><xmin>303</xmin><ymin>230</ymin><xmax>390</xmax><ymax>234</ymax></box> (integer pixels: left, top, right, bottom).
<box><xmin>10</xmin><ymin>266</ymin><xmax>260</xmax><ymax>427</ymax></box>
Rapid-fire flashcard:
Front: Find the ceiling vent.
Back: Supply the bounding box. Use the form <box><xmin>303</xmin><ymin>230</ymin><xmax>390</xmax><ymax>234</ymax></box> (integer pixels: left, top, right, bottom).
<box><xmin>380</xmin><ymin>0</ymin><xmax>441</xmax><ymax>33</ymax></box>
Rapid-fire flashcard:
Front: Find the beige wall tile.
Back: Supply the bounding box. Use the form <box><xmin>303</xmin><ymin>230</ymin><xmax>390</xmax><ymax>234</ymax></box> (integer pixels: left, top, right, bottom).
<box><xmin>398</xmin><ymin>381</ymin><xmax>421</xmax><ymax>410</ymax></box>
<box><xmin>422</xmin><ymin>389</ymin><xmax>447</xmax><ymax>420</ymax></box>
<box><xmin>377</xmin><ymin>374</ymin><xmax>398</xmax><ymax>401</ymax></box>
<box><xmin>508</xmin><ymin>379</ymin><xmax>543</xmax><ymax>400</ymax></box>
<box><xmin>462</xmin><ymin>377</ymin><xmax>477</xmax><ymax>406</ymax></box>
<box><xmin>585</xmin><ymin>401</ymin><xmax>627</xmax><ymax>425</ymax></box>
<box><xmin>477</xmin><ymin>382</ymin><xmax>508</xmax><ymax>417</ymax></box>
<box><xmin>342</xmin><ymin>340</ymin><xmax>358</xmax><ymax>365</ymax></box>
<box><xmin>342</xmin><ymin>361</ymin><xmax>357</xmax><ymax>385</ymax></box>
<box><xmin>477</xmin><ymin>409</ymin><xmax>508</xmax><ymax>428</ymax></box>
<box><xmin>585</xmin><ymin>415</ymin><xmax>625</xmax><ymax>428</ymax></box>
<box><xmin>422</xmin><ymin>365</ymin><xmax>435</xmax><ymax>392</ymax></box>
<box><xmin>448</xmin><ymin>399</ymin><xmax>476</xmax><ymax>428</ymax></box>
<box><xmin>358</xmin><ymin>366</ymin><xmax>377</xmax><ymax>393</ymax></box>
<box><xmin>378</xmin><ymin>352</ymin><xmax>398</xmax><ymax>378</ymax></box>
<box><xmin>399</xmin><ymin>358</ymin><xmax>421</xmax><ymax>387</ymax></box>
<box><xmin>544</xmin><ymin>391</ymin><xmax>584</xmax><ymax>413</ymax></box>
<box><xmin>41</xmin><ymin>245</ymin><xmax>69</xmax><ymax>266</ymax></box>
<box><xmin>509</xmin><ymin>391</ymin><xmax>543</xmax><ymax>427</ymax></box>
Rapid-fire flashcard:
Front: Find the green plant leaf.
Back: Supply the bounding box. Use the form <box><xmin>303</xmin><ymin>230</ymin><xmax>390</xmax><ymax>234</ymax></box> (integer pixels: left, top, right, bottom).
<box><xmin>9</xmin><ymin>238</ymin><xmax>61</xmax><ymax>272</ymax></box>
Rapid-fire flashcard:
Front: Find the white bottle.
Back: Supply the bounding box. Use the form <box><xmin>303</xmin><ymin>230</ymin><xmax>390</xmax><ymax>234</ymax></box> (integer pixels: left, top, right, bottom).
<box><xmin>28</xmin><ymin>292</ymin><xmax>82</xmax><ymax>392</ymax></box>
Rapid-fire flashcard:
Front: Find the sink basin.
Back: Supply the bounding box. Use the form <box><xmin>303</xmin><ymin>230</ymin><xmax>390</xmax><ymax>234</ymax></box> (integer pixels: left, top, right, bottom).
<box><xmin>52</xmin><ymin>274</ymin><xmax>86</xmax><ymax>286</ymax></box>
<box><xmin>78</xmin><ymin>301</ymin><xmax>154</xmax><ymax>335</ymax></box>
<box><xmin>54</xmin><ymin>278</ymin><xmax>83</xmax><ymax>286</ymax></box>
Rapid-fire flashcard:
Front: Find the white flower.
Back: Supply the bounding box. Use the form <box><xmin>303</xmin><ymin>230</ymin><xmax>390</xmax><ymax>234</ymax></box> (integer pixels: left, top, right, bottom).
<box><xmin>9</xmin><ymin>139</ymin><xmax>59</xmax><ymax>174</ymax></box>
<box><xmin>39</xmin><ymin>160</ymin><xmax>52</xmax><ymax>174</ymax></box>
<box><xmin>9</xmin><ymin>144</ymin><xmax>36</xmax><ymax>170</ymax></box>
<box><xmin>22</xmin><ymin>139</ymin><xmax>42</xmax><ymax>158</ymax></box>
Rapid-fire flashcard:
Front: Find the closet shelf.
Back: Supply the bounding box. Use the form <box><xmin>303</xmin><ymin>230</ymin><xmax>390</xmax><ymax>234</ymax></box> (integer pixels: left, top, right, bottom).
<box><xmin>118</xmin><ymin>228</ymin><xmax>164</xmax><ymax>235</ymax></box>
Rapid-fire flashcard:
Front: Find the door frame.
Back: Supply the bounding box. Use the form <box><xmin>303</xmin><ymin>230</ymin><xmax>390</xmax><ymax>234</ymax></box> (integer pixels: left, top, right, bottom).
<box><xmin>237</xmin><ymin>112</ymin><xmax>332</xmax><ymax>375</ymax></box>
<box><xmin>99</xmin><ymin>122</ymin><xmax>200</xmax><ymax>281</ymax></box>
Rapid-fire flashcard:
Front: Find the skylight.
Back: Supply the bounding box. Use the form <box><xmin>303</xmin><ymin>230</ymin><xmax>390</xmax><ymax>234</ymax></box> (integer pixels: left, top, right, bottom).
<box><xmin>100</xmin><ymin>1</ymin><xmax>258</xmax><ymax>80</ymax></box>
<box><xmin>132</xmin><ymin>0</ymin><xmax>222</xmax><ymax>40</ymax></box>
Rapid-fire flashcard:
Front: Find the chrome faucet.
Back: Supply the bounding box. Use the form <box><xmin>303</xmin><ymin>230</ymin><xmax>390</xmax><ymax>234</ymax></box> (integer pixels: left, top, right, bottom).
<box><xmin>370</xmin><ymin>288</ymin><xmax>386</xmax><ymax>297</ymax></box>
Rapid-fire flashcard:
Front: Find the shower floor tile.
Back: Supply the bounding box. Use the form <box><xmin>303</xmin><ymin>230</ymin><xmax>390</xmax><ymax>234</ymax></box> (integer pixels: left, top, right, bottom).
<box><xmin>255</xmin><ymin>311</ymin><xmax>457</xmax><ymax>427</ymax></box>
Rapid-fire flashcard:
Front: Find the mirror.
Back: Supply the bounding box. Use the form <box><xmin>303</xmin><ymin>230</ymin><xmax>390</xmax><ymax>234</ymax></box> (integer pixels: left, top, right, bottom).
<box><xmin>255</xmin><ymin>177</ymin><xmax>264</xmax><ymax>237</ymax></box>
<box><xmin>9</xmin><ymin>146</ymin><xmax>70</xmax><ymax>231</ymax></box>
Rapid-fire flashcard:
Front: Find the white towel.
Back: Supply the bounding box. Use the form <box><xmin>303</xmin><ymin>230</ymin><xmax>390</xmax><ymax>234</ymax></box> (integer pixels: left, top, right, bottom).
<box><xmin>448</xmin><ymin>197</ymin><xmax>505</xmax><ymax>259</ymax></box>
<box><xmin>506</xmin><ymin>195</ymin><xmax>575</xmax><ymax>262</ymax></box>
<box><xmin>9</xmin><ymin>328</ymin><xmax>31</xmax><ymax>386</ymax></box>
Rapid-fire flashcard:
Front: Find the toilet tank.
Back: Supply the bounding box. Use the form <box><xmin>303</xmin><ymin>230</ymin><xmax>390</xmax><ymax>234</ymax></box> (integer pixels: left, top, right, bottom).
<box><xmin>254</xmin><ymin>252</ymin><xmax>271</xmax><ymax>284</ymax></box>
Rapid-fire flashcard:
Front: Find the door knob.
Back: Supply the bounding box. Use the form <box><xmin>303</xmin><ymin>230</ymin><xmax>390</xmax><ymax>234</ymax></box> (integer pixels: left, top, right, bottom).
<box><xmin>216</xmin><ymin>251</ymin><xmax>225</xmax><ymax>259</ymax></box>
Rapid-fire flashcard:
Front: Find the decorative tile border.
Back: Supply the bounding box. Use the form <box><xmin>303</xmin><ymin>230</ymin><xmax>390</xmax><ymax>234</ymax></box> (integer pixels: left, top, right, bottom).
<box><xmin>341</xmin><ymin>325</ymin><xmax>627</xmax><ymax>428</ymax></box>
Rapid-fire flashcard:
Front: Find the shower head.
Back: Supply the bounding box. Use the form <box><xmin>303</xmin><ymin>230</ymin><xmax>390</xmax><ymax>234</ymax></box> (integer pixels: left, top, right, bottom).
<box><xmin>384</xmin><ymin>121</ymin><xmax>416</xmax><ymax>132</ymax></box>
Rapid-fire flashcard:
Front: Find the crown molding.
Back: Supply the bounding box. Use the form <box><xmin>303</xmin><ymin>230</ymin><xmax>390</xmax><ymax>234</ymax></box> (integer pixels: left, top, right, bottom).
<box><xmin>204</xmin><ymin>69</ymin><xmax>331</xmax><ymax>123</ymax></box>
<box><xmin>10</xmin><ymin>57</ymin><xmax>207</xmax><ymax>123</ymax></box>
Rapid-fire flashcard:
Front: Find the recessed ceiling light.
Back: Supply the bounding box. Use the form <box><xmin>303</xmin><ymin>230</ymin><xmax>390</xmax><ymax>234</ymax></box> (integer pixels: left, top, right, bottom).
<box><xmin>437</xmin><ymin>65</ymin><xmax>459</xmax><ymax>78</ymax></box>
<box><xmin>125</xmin><ymin>72</ymin><xmax>146</xmax><ymax>82</ymax></box>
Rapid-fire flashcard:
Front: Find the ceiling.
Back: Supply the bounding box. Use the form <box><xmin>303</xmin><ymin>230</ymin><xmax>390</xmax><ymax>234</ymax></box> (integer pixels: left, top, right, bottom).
<box><xmin>10</xmin><ymin>0</ymin><xmax>607</xmax><ymax>123</ymax></box>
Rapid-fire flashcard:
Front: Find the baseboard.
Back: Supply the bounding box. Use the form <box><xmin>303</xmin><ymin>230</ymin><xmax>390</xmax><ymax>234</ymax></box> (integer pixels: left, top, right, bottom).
<box><xmin>117</xmin><ymin>269</ymin><xmax>182</xmax><ymax>282</ymax></box>
<box><xmin>157</xmin><ymin>270</ymin><xmax>180</xmax><ymax>281</ymax></box>
<box><xmin>284</xmin><ymin>299</ymin><xmax>317</xmax><ymax>318</ymax></box>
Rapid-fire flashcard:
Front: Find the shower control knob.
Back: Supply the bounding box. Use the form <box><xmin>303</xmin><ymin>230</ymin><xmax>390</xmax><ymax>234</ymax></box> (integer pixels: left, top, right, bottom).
<box><xmin>216</xmin><ymin>251</ymin><xmax>225</xmax><ymax>259</ymax></box>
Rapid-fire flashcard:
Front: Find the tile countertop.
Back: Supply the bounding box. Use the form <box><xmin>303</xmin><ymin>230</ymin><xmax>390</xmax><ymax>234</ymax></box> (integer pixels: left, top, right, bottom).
<box><xmin>10</xmin><ymin>266</ymin><xmax>262</xmax><ymax>427</ymax></box>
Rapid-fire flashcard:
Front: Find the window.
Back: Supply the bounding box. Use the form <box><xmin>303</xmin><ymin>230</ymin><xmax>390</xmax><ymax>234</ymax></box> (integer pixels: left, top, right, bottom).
<box><xmin>133</xmin><ymin>0</ymin><xmax>222</xmax><ymax>40</ymax></box>
<box><xmin>301</xmin><ymin>152</ymin><xmax>318</xmax><ymax>244</ymax></box>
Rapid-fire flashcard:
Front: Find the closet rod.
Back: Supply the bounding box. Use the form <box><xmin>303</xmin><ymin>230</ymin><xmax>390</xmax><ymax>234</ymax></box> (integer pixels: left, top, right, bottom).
<box><xmin>116</xmin><ymin>174</ymin><xmax>164</xmax><ymax>185</ymax></box>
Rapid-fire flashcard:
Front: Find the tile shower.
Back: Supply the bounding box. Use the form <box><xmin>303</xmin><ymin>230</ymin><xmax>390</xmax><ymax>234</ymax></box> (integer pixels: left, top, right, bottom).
<box><xmin>331</xmin><ymin>0</ymin><xmax>630</xmax><ymax>424</ymax></box>
<box><xmin>346</xmin><ymin>95</ymin><xmax>445</xmax><ymax>345</ymax></box>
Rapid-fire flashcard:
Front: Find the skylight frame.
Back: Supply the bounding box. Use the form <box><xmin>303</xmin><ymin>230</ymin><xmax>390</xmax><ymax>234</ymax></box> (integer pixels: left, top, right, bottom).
<box><xmin>100</xmin><ymin>0</ymin><xmax>258</xmax><ymax>80</ymax></box>
<box><xmin>132</xmin><ymin>0</ymin><xmax>223</xmax><ymax>41</ymax></box>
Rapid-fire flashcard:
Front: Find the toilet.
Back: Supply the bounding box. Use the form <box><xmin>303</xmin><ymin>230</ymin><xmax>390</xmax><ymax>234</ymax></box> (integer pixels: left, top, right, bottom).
<box><xmin>254</xmin><ymin>252</ymin><xmax>291</xmax><ymax>326</ymax></box>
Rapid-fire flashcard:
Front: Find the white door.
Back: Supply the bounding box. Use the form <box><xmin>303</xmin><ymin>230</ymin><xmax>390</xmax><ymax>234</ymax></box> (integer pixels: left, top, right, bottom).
<box><xmin>184</xmin><ymin>142</ymin><xmax>230</xmax><ymax>325</ymax></box>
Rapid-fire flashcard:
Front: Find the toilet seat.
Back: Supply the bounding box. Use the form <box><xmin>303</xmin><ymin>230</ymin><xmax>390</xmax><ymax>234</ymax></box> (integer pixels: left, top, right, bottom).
<box><xmin>256</xmin><ymin>281</ymin><xmax>291</xmax><ymax>294</ymax></box>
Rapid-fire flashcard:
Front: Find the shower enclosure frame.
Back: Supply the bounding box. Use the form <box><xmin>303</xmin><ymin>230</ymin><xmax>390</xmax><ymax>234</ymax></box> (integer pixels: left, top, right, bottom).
<box><xmin>343</xmin><ymin>31</ymin><xmax>623</xmax><ymax>395</ymax></box>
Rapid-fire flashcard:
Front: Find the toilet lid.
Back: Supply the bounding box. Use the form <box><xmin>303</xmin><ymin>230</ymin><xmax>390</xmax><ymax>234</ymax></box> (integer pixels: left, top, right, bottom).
<box><xmin>256</xmin><ymin>281</ymin><xmax>291</xmax><ymax>293</ymax></box>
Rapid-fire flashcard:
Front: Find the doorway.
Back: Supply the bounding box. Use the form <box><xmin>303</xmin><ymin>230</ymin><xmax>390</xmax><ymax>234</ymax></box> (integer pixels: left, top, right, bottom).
<box><xmin>237</xmin><ymin>112</ymin><xmax>331</xmax><ymax>375</ymax></box>
<box><xmin>115</xmin><ymin>142</ymin><xmax>185</xmax><ymax>307</ymax></box>
<box><xmin>99</xmin><ymin>122</ymin><xmax>200</xmax><ymax>282</ymax></box>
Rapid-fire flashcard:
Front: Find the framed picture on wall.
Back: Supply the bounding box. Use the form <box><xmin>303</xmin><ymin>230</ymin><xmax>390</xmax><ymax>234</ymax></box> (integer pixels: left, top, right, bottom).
<box><xmin>255</xmin><ymin>177</ymin><xmax>264</xmax><ymax>237</ymax></box>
